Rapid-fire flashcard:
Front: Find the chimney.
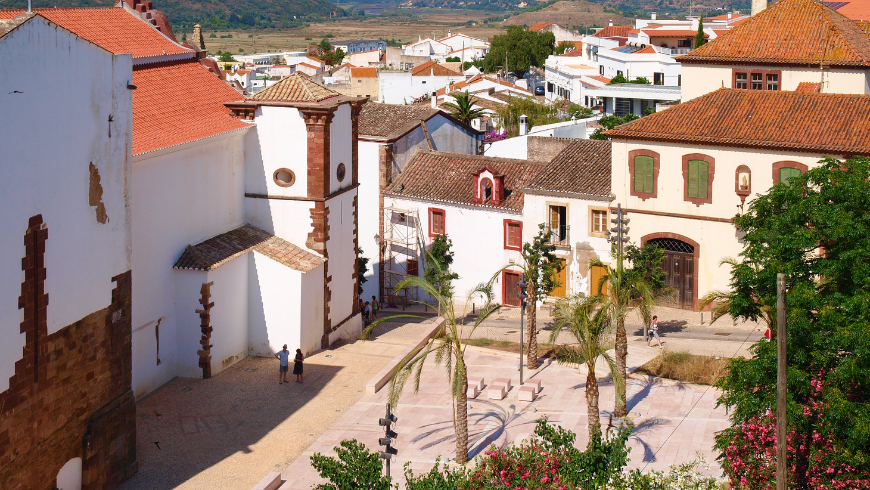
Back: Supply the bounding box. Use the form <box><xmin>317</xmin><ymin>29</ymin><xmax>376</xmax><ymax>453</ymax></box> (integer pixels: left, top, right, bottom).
<box><xmin>448</xmin><ymin>30</ymin><xmax>452</xmax><ymax>37</ymax></box>
<box><xmin>651</xmin><ymin>11</ymin><xmax>656</xmax><ymax>20</ymax></box>
<box><xmin>727</xmin><ymin>12</ymin><xmax>732</xmax><ymax>19</ymax></box>
<box><xmin>751</xmin><ymin>0</ymin><xmax>767</xmax><ymax>15</ymax></box>
<box><xmin>519</xmin><ymin>114</ymin><xmax>528</xmax><ymax>136</ymax></box>
<box><xmin>609</xmin><ymin>19</ymin><xmax>613</xmax><ymax>26</ymax></box>
<box><xmin>431</xmin><ymin>92</ymin><xmax>437</xmax><ymax>108</ymax></box>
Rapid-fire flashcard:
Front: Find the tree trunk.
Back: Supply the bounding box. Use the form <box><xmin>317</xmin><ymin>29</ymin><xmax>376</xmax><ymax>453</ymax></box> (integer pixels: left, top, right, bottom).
<box><xmin>586</xmin><ymin>366</ymin><xmax>600</xmax><ymax>444</ymax></box>
<box><xmin>614</xmin><ymin>316</ymin><xmax>628</xmax><ymax>417</ymax></box>
<box><xmin>526</xmin><ymin>286</ymin><xmax>538</xmax><ymax>369</ymax></box>
<box><xmin>455</xmin><ymin>357</ymin><xmax>469</xmax><ymax>464</ymax></box>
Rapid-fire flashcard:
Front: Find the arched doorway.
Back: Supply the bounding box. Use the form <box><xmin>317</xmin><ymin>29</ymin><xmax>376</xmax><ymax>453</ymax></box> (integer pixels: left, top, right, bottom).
<box><xmin>56</xmin><ymin>457</ymin><xmax>82</xmax><ymax>490</ymax></box>
<box><xmin>645</xmin><ymin>235</ymin><xmax>698</xmax><ymax>310</ymax></box>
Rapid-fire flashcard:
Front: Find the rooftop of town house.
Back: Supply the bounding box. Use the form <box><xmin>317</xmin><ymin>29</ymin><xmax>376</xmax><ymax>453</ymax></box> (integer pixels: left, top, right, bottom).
<box><xmin>410</xmin><ymin>60</ymin><xmax>463</xmax><ymax>76</ymax></box>
<box><xmin>0</xmin><ymin>7</ymin><xmax>190</xmax><ymax>60</ymax></box>
<box><xmin>133</xmin><ymin>58</ymin><xmax>248</xmax><ymax>155</ymax></box>
<box><xmin>677</xmin><ymin>0</ymin><xmax>870</xmax><ymax>66</ymax></box>
<box><xmin>249</xmin><ymin>72</ymin><xmax>339</xmax><ymax>102</ymax></box>
<box><xmin>523</xmin><ymin>139</ymin><xmax>612</xmax><ymax>199</ymax></box>
<box><xmin>591</xmin><ymin>25</ymin><xmax>632</xmax><ymax>38</ymax></box>
<box><xmin>350</xmin><ymin>67</ymin><xmax>378</xmax><ymax>77</ymax></box>
<box><xmin>174</xmin><ymin>224</ymin><xmax>323</xmax><ymax>272</ymax></box>
<box><xmin>528</xmin><ymin>21</ymin><xmax>554</xmax><ymax>31</ymax></box>
<box><xmin>358</xmin><ymin>103</ymin><xmax>439</xmax><ymax>141</ymax></box>
<box><xmin>384</xmin><ymin>150</ymin><xmax>545</xmax><ymax>212</ymax></box>
<box><xmin>605</xmin><ymin>88</ymin><xmax>870</xmax><ymax>155</ymax></box>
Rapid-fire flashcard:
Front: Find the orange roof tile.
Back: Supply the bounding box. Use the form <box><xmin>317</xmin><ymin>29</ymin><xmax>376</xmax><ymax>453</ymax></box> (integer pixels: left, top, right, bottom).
<box><xmin>635</xmin><ymin>45</ymin><xmax>658</xmax><ymax>54</ymax></box>
<box><xmin>592</xmin><ymin>25</ymin><xmax>632</xmax><ymax>38</ymax></box>
<box><xmin>590</xmin><ymin>75</ymin><xmax>612</xmax><ymax>84</ymax></box>
<box><xmin>528</xmin><ymin>22</ymin><xmax>554</xmax><ymax>31</ymax></box>
<box><xmin>679</xmin><ymin>0</ymin><xmax>870</xmax><ymax>66</ymax></box>
<box><xmin>250</xmin><ymin>72</ymin><xmax>339</xmax><ymax>103</ymax></box>
<box><xmin>132</xmin><ymin>58</ymin><xmax>247</xmax><ymax>155</ymax></box>
<box><xmin>795</xmin><ymin>81</ymin><xmax>821</xmax><ymax>92</ymax></box>
<box><xmin>298</xmin><ymin>62</ymin><xmax>320</xmax><ymax>70</ymax></box>
<box><xmin>831</xmin><ymin>0</ymin><xmax>870</xmax><ymax>20</ymax></box>
<box><xmin>411</xmin><ymin>60</ymin><xmax>462</xmax><ymax>76</ymax></box>
<box><xmin>606</xmin><ymin>88</ymin><xmax>870</xmax><ymax>155</ymax></box>
<box><xmin>0</xmin><ymin>7</ymin><xmax>190</xmax><ymax>61</ymax></box>
<box><xmin>350</xmin><ymin>67</ymin><xmax>377</xmax><ymax>77</ymax></box>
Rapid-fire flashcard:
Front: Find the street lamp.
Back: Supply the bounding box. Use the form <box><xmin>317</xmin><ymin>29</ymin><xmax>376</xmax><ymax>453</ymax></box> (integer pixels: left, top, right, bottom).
<box><xmin>517</xmin><ymin>274</ymin><xmax>528</xmax><ymax>386</ymax></box>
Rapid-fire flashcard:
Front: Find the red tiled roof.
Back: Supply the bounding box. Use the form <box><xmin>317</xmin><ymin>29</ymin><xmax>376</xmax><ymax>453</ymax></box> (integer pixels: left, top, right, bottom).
<box><xmin>173</xmin><ymin>224</ymin><xmax>323</xmax><ymax>272</ymax></box>
<box><xmin>132</xmin><ymin>58</ymin><xmax>248</xmax><ymax>155</ymax></box>
<box><xmin>606</xmin><ymin>88</ymin><xmax>870</xmax><ymax>155</ymax></box>
<box><xmin>795</xmin><ymin>81</ymin><xmax>821</xmax><ymax>92</ymax></box>
<box><xmin>250</xmin><ymin>72</ymin><xmax>338</xmax><ymax>103</ymax></box>
<box><xmin>678</xmin><ymin>0</ymin><xmax>870</xmax><ymax>66</ymax></box>
<box><xmin>411</xmin><ymin>60</ymin><xmax>462</xmax><ymax>76</ymax></box>
<box><xmin>0</xmin><ymin>7</ymin><xmax>190</xmax><ymax>60</ymax></box>
<box><xmin>592</xmin><ymin>25</ymin><xmax>632</xmax><ymax>38</ymax></box>
<box><xmin>832</xmin><ymin>0</ymin><xmax>870</xmax><ymax>20</ymax></box>
<box><xmin>528</xmin><ymin>22</ymin><xmax>554</xmax><ymax>31</ymax></box>
<box><xmin>589</xmin><ymin>75</ymin><xmax>612</xmax><ymax>84</ymax></box>
<box><xmin>350</xmin><ymin>67</ymin><xmax>378</xmax><ymax>77</ymax></box>
<box><xmin>524</xmin><ymin>140</ymin><xmax>612</xmax><ymax>198</ymax></box>
<box><xmin>635</xmin><ymin>45</ymin><xmax>658</xmax><ymax>54</ymax></box>
<box><xmin>358</xmin><ymin>103</ymin><xmax>438</xmax><ymax>140</ymax></box>
<box><xmin>298</xmin><ymin>62</ymin><xmax>320</xmax><ymax>70</ymax></box>
<box><xmin>384</xmin><ymin>151</ymin><xmax>545</xmax><ymax>212</ymax></box>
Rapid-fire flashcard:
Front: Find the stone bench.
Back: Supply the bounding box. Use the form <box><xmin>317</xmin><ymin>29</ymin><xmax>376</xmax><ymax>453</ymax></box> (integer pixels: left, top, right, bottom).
<box><xmin>467</xmin><ymin>384</ymin><xmax>480</xmax><ymax>399</ymax></box>
<box><xmin>518</xmin><ymin>385</ymin><xmax>536</xmax><ymax>402</ymax></box>
<box><xmin>250</xmin><ymin>471</ymin><xmax>282</xmax><ymax>490</ymax></box>
<box><xmin>487</xmin><ymin>384</ymin><xmax>506</xmax><ymax>400</ymax></box>
<box><xmin>468</xmin><ymin>377</ymin><xmax>484</xmax><ymax>391</ymax></box>
<box><xmin>492</xmin><ymin>377</ymin><xmax>512</xmax><ymax>392</ymax></box>
<box><xmin>527</xmin><ymin>378</ymin><xmax>542</xmax><ymax>393</ymax></box>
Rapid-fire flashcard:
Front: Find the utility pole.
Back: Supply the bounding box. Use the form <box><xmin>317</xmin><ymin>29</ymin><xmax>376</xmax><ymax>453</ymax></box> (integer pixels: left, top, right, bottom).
<box><xmin>776</xmin><ymin>273</ymin><xmax>787</xmax><ymax>490</ymax></box>
<box><xmin>517</xmin><ymin>274</ymin><xmax>529</xmax><ymax>385</ymax></box>
<box><xmin>378</xmin><ymin>403</ymin><xmax>398</xmax><ymax>478</ymax></box>
<box><xmin>606</xmin><ymin>206</ymin><xmax>639</xmax><ymax>332</ymax></box>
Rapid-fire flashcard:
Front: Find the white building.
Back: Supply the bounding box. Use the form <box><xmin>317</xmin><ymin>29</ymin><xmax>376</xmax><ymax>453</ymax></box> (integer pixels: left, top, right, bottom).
<box><xmin>356</xmin><ymin>103</ymin><xmax>483</xmax><ymax>302</ymax></box>
<box><xmin>332</xmin><ymin>39</ymin><xmax>387</xmax><ymax>54</ymax></box>
<box><xmin>379</xmin><ymin>60</ymin><xmax>464</xmax><ymax>104</ymax></box>
<box><xmin>587</xmin><ymin>83</ymin><xmax>681</xmax><ymax>116</ymax></box>
<box><xmin>224</xmin><ymin>68</ymin><xmax>256</xmax><ymax>88</ymax></box>
<box><xmin>438</xmin><ymin>32</ymin><xmax>490</xmax><ymax>52</ymax></box>
<box><xmin>348</xmin><ymin>49</ymin><xmax>382</xmax><ymax>67</ymax></box>
<box><xmin>402</xmin><ymin>37</ymin><xmax>451</xmax><ymax>60</ymax></box>
<box><xmin>528</xmin><ymin>22</ymin><xmax>583</xmax><ymax>42</ymax></box>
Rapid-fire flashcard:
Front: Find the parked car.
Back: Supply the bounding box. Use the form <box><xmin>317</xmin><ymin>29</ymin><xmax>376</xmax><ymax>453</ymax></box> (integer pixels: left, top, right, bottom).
<box><xmin>534</xmin><ymin>85</ymin><xmax>545</xmax><ymax>96</ymax></box>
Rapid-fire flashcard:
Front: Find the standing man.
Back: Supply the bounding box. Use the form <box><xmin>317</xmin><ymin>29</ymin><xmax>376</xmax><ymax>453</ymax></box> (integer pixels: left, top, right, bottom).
<box><xmin>276</xmin><ymin>344</ymin><xmax>290</xmax><ymax>384</ymax></box>
<box><xmin>647</xmin><ymin>315</ymin><xmax>662</xmax><ymax>348</ymax></box>
<box><xmin>371</xmin><ymin>295</ymin><xmax>380</xmax><ymax>321</ymax></box>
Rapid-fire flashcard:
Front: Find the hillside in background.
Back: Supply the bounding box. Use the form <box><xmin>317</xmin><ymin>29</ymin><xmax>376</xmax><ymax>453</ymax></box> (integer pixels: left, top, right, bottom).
<box><xmin>503</xmin><ymin>0</ymin><xmax>631</xmax><ymax>29</ymax></box>
<box><xmin>0</xmin><ymin>0</ymin><xmax>339</xmax><ymax>29</ymax></box>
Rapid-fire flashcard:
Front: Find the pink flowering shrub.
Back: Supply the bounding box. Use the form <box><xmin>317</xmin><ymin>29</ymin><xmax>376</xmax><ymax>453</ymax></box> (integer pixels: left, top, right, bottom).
<box><xmin>484</xmin><ymin>129</ymin><xmax>507</xmax><ymax>143</ymax></box>
<box><xmin>719</xmin><ymin>372</ymin><xmax>870</xmax><ymax>489</ymax></box>
<box><xmin>469</xmin><ymin>444</ymin><xmax>567</xmax><ymax>490</ymax></box>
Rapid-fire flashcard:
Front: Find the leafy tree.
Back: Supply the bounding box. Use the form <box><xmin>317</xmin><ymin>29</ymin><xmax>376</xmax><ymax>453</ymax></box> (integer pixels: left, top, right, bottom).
<box><xmin>445</xmin><ymin>56</ymin><xmax>461</xmax><ymax>62</ymax></box>
<box><xmin>482</xmin><ymin>25</ymin><xmax>555</xmax><ymax>73</ymax></box>
<box><xmin>321</xmin><ymin>47</ymin><xmax>345</xmax><ymax>66</ymax></box>
<box><xmin>694</xmin><ymin>17</ymin><xmax>706</xmax><ymax>48</ymax></box>
<box><xmin>310</xmin><ymin>439</ymin><xmax>392</xmax><ymax>490</ymax></box>
<box><xmin>363</xmin><ymin>248</ymin><xmax>500</xmax><ymax>464</ymax></box>
<box><xmin>357</xmin><ymin>248</ymin><xmax>369</xmax><ymax>296</ymax></box>
<box><xmin>608</xmin><ymin>74</ymin><xmax>651</xmax><ymax>85</ymax></box>
<box><xmin>219</xmin><ymin>51</ymin><xmax>236</xmax><ymax>62</ymax></box>
<box><xmin>589</xmin><ymin>114</ymin><xmax>639</xmax><ymax>140</ymax></box>
<box><xmin>442</xmin><ymin>90</ymin><xmax>487</xmax><ymax>124</ymax></box>
<box><xmin>711</xmin><ymin>156</ymin><xmax>870</xmax><ymax>482</ymax></box>
<box><xmin>550</xmin><ymin>295</ymin><xmax>623</xmax><ymax>440</ymax></box>
<box><xmin>555</xmin><ymin>40</ymin><xmax>575</xmax><ymax>55</ymax></box>
<box><xmin>423</xmin><ymin>234</ymin><xmax>459</xmax><ymax>299</ymax></box>
<box><xmin>319</xmin><ymin>38</ymin><xmax>332</xmax><ymax>52</ymax></box>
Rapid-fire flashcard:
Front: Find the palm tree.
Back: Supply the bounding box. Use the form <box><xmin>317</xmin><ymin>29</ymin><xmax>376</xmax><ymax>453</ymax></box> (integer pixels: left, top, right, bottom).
<box><xmin>590</xmin><ymin>258</ymin><xmax>656</xmax><ymax>418</ymax></box>
<box><xmin>699</xmin><ymin>257</ymin><xmax>776</xmax><ymax>330</ymax></box>
<box><xmin>362</xmin><ymin>251</ymin><xmax>499</xmax><ymax>464</ymax></box>
<box><xmin>442</xmin><ymin>90</ymin><xmax>487</xmax><ymax>124</ymax></box>
<box><xmin>550</xmin><ymin>295</ymin><xmax>623</xmax><ymax>441</ymax></box>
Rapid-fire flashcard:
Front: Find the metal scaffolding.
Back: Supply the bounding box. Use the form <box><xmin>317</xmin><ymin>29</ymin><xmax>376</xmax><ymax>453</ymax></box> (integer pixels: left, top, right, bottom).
<box><xmin>381</xmin><ymin>206</ymin><xmax>426</xmax><ymax>308</ymax></box>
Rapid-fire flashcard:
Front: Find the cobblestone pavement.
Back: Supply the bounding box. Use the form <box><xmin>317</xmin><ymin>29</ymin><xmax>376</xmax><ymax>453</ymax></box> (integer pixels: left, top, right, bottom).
<box><xmin>283</xmin><ymin>345</ymin><xmax>730</xmax><ymax>489</ymax></box>
<box><xmin>118</xmin><ymin>317</ymin><xmax>430</xmax><ymax>490</ymax></box>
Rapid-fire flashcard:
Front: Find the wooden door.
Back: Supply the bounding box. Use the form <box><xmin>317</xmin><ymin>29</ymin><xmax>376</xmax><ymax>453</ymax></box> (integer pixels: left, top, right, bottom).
<box><xmin>503</xmin><ymin>271</ymin><xmax>521</xmax><ymax>307</ymax></box>
<box><xmin>550</xmin><ymin>261</ymin><xmax>567</xmax><ymax>297</ymax></box>
<box><xmin>590</xmin><ymin>264</ymin><xmax>609</xmax><ymax>297</ymax></box>
<box><xmin>661</xmin><ymin>251</ymin><xmax>694</xmax><ymax>309</ymax></box>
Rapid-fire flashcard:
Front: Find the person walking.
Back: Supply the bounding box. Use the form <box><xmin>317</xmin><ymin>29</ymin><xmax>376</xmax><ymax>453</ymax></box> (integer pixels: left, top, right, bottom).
<box><xmin>371</xmin><ymin>295</ymin><xmax>380</xmax><ymax>320</ymax></box>
<box><xmin>647</xmin><ymin>315</ymin><xmax>662</xmax><ymax>348</ymax></box>
<box><xmin>293</xmin><ymin>348</ymin><xmax>304</xmax><ymax>383</ymax></box>
<box><xmin>275</xmin><ymin>344</ymin><xmax>290</xmax><ymax>384</ymax></box>
<box><xmin>363</xmin><ymin>301</ymin><xmax>371</xmax><ymax>321</ymax></box>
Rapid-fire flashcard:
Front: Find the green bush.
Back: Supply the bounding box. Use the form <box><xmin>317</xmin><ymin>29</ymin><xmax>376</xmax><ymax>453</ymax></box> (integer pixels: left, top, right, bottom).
<box><xmin>310</xmin><ymin>440</ymin><xmax>392</xmax><ymax>490</ymax></box>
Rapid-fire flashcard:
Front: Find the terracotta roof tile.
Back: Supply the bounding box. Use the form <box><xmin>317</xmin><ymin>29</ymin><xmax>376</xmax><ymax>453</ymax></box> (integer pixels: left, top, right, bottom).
<box><xmin>524</xmin><ymin>139</ymin><xmax>612</xmax><ymax>198</ymax></box>
<box><xmin>0</xmin><ymin>7</ymin><xmax>191</xmax><ymax>60</ymax></box>
<box><xmin>831</xmin><ymin>0</ymin><xmax>870</xmax><ymax>20</ymax></box>
<box><xmin>0</xmin><ymin>12</ymin><xmax>34</xmax><ymax>40</ymax></box>
<box><xmin>678</xmin><ymin>0</ymin><xmax>870</xmax><ymax>66</ymax></box>
<box><xmin>351</xmin><ymin>67</ymin><xmax>378</xmax><ymax>77</ymax></box>
<box><xmin>592</xmin><ymin>25</ymin><xmax>632</xmax><ymax>38</ymax></box>
<box><xmin>634</xmin><ymin>45</ymin><xmax>658</xmax><ymax>54</ymax></box>
<box><xmin>528</xmin><ymin>22</ymin><xmax>554</xmax><ymax>31</ymax></box>
<box><xmin>384</xmin><ymin>151</ymin><xmax>545</xmax><ymax>212</ymax></box>
<box><xmin>173</xmin><ymin>224</ymin><xmax>323</xmax><ymax>272</ymax></box>
<box><xmin>411</xmin><ymin>60</ymin><xmax>462</xmax><ymax>76</ymax></box>
<box><xmin>250</xmin><ymin>72</ymin><xmax>339</xmax><ymax>102</ymax></box>
<box><xmin>132</xmin><ymin>58</ymin><xmax>248</xmax><ymax>155</ymax></box>
<box><xmin>606</xmin><ymin>88</ymin><xmax>870</xmax><ymax>155</ymax></box>
<box><xmin>590</xmin><ymin>75</ymin><xmax>612</xmax><ymax>84</ymax></box>
<box><xmin>795</xmin><ymin>81</ymin><xmax>821</xmax><ymax>92</ymax></box>
<box><xmin>358</xmin><ymin>103</ymin><xmax>438</xmax><ymax>140</ymax></box>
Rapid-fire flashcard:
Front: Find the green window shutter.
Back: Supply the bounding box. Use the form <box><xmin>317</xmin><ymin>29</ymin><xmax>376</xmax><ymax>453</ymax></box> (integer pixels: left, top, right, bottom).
<box><xmin>698</xmin><ymin>161</ymin><xmax>709</xmax><ymax>199</ymax></box>
<box><xmin>688</xmin><ymin>160</ymin><xmax>698</xmax><ymax>197</ymax></box>
<box><xmin>634</xmin><ymin>155</ymin><xmax>654</xmax><ymax>194</ymax></box>
<box><xmin>779</xmin><ymin>167</ymin><xmax>801</xmax><ymax>185</ymax></box>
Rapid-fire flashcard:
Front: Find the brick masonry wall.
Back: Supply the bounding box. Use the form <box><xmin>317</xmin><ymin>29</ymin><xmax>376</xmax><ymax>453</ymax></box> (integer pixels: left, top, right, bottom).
<box><xmin>0</xmin><ymin>215</ymin><xmax>136</xmax><ymax>490</ymax></box>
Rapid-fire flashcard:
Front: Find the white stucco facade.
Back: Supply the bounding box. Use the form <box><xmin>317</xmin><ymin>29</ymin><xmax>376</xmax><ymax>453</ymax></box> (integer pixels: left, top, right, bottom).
<box><xmin>0</xmin><ymin>16</ymin><xmax>133</xmax><ymax>392</ymax></box>
<box><xmin>379</xmin><ymin>71</ymin><xmax>465</xmax><ymax>104</ymax></box>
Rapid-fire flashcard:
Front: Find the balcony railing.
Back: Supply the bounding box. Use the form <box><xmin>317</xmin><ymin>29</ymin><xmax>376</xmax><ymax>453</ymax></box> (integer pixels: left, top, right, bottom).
<box><xmin>544</xmin><ymin>225</ymin><xmax>570</xmax><ymax>247</ymax></box>
<box><xmin>668</xmin><ymin>47</ymin><xmax>691</xmax><ymax>56</ymax></box>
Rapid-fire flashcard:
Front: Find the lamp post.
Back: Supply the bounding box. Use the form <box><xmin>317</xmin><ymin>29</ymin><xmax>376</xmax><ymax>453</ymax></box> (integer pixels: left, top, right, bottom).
<box><xmin>517</xmin><ymin>274</ymin><xmax>528</xmax><ymax>386</ymax></box>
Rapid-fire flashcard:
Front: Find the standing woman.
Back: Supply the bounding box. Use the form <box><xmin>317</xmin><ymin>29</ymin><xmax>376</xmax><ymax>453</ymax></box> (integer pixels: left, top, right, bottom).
<box><xmin>293</xmin><ymin>348</ymin><xmax>304</xmax><ymax>383</ymax></box>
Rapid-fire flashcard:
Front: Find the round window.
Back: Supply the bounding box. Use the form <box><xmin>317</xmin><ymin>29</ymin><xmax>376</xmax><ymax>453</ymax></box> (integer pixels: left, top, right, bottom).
<box><xmin>336</xmin><ymin>163</ymin><xmax>347</xmax><ymax>182</ymax></box>
<box><xmin>273</xmin><ymin>168</ymin><xmax>296</xmax><ymax>187</ymax></box>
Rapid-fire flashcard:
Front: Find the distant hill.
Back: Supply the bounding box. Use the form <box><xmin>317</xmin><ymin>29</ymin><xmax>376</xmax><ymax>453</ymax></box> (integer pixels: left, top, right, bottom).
<box><xmin>503</xmin><ymin>0</ymin><xmax>631</xmax><ymax>30</ymax></box>
<box><xmin>0</xmin><ymin>0</ymin><xmax>339</xmax><ymax>29</ymax></box>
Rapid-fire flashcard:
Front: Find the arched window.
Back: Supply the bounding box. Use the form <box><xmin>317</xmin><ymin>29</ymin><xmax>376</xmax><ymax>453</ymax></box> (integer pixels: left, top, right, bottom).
<box><xmin>481</xmin><ymin>179</ymin><xmax>493</xmax><ymax>203</ymax></box>
<box><xmin>772</xmin><ymin>161</ymin><xmax>808</xmax><ymax>185</ymax></box>
<box><xmin>628</xmin><ymin>149</ymin><xmax>659</xmax><ymax>200</ymax></box>
<box><xmin>682</xmin><ymin>153</ymin><xmax>715</xmax><ymax>206</ymax></box>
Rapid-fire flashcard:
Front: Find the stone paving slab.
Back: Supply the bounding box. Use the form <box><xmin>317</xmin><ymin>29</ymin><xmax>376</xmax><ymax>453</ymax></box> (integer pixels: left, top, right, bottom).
<box><xmin>281</xmin><ymin>345</ymin><xmax>728</xmax><ymax>489</ymax></box>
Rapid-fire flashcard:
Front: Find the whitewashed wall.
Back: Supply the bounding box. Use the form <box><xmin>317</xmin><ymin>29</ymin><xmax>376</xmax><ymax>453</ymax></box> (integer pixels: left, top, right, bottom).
<box><xmin>326</xmin><ymin>190</ymin><xmax>359</xmax><ymax>327</ymax></box>
<box><xmin>301</xmin><ymin>265</ymin><xmax>326</xmax><ymax>353</ymax></box>
<box><xmin>131</xmin><ymin>131</ymin><xmax>247</xmax><ymax>397</ymax></box>
<box><xmin>379</xmin><ymin>72</ymin><xmax>464</xmax><ymax>104</ymax></box>
<box><xmin>330</xmin><ymin>103</ymin><xmax>353</xmax><ymax>194</ymax></box>
<box><xmin>358</xmin><ymin>141</ymin><xmax>382</xmax><ymax>302</ymax></box>
<box><xmin>0</xmin><ymin>17</ymin><xmax>133</xmax><ymax>392</ymax></box>
<box><xmin>173</xmin><ymin>269</ymin><xmax>209</xmax><ymax>379</ymax></box>
<box><xmin>247</xmin><ymin>251</ymin><xmax>302</xmax><ymax>356</ymax></box>
<box><xmin>206</xmin><ymin>255</ymin><xmax>249</xmax><ymax>375</ymax></box>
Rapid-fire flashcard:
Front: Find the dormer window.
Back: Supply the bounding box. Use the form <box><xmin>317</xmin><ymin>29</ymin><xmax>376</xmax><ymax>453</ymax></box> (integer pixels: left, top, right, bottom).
<box><xmin>471</xmin><ymin>167</ymin><xmax>505</xmax><ymax>206</ymax></box>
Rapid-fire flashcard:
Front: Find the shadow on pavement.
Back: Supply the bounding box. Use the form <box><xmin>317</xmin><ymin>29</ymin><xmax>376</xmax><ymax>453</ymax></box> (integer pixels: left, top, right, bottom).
<box><xmin>631</xmin><ymin>320</ymin><xmax>688</xmax><ymax>337</ymax></box>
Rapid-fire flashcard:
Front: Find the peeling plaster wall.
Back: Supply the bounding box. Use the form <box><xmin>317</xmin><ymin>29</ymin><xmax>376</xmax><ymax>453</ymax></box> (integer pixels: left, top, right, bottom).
<box><xmin>0</xmin><ymin>17</ymin><xmax>133</xmax><ymax>392</ymax></box>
